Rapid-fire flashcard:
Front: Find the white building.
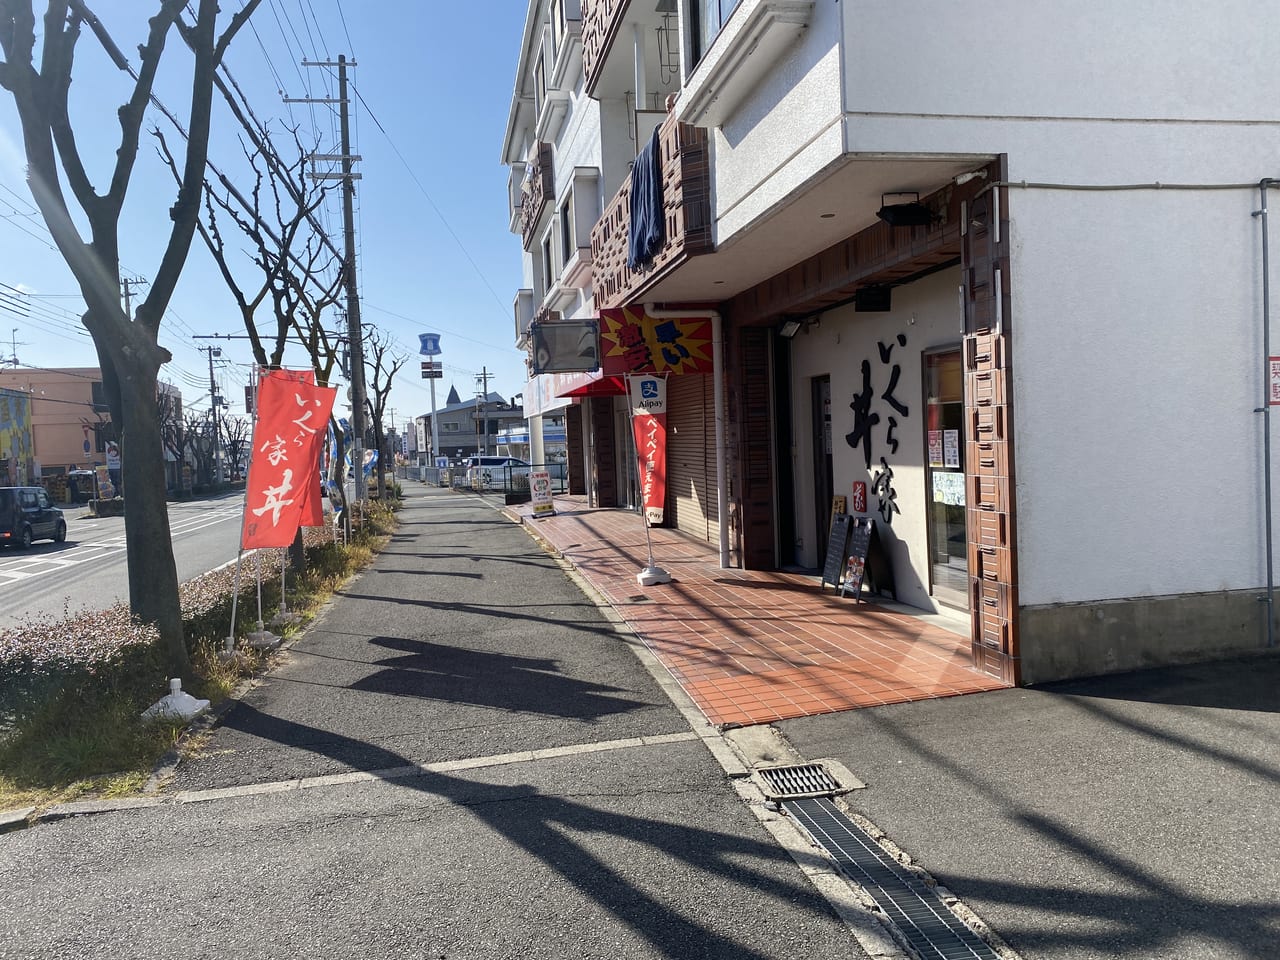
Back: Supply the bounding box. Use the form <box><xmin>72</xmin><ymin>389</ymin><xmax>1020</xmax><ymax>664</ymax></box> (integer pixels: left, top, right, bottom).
<box><xmin>505</xmin><ymin>0</ymin><xmax>1280</xmax><ymax>685</ymax></box>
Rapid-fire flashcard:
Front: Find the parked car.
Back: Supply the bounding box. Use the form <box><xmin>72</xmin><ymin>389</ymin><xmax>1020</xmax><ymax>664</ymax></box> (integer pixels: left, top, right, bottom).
<box><xmin>0</xmin><ymin>486</ymin><xmax>67</xmax><ymax>549</ymax></box>
<box><xmin>462</xmin><ymin>456</ymin><xmax>531</xmax><ymax>491</ymax></box>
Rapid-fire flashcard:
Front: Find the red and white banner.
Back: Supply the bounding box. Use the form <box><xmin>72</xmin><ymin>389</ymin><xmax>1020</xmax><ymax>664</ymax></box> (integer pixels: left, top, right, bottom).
<box><xmin>629</xmin><ymin>373</ymin><xmax>667</xmax><ymax>525</ymax></box>
<box><xmin>242</xmin><ymin>370</ymin><xmax>336</xmax><ymax>548</ymax></box>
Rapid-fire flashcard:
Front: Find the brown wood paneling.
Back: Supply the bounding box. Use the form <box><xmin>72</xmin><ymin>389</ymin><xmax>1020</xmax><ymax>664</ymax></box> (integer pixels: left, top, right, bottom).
<box><xmin>590</xmin><ymin>397</ymin><xmax>618</xmax><ymax>507</ymax></box>
<box><xmin>738</xmin><ymin>327</ymin><xmax>776</xmax><ymax>569</ymax></box>
<box><xmin>566</xmin><ymin>405</ymin><xmax>586</xmax><ymax>495</ymax></box>
<box><xmin>961</xmin><ymin>159</ymin><xmax>1021</xmax><ymax>685</ymax></box>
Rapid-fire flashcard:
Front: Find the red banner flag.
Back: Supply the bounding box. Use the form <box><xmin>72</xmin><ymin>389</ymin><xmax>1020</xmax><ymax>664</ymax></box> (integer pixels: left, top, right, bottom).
<box><xmin>629</xmin><ymin>373</ymin><xmax>668</xmax><ymax>525</ymax></box>
<box><xmin>242</xmin><ymin>371</ymin><xmax>336</xmax><ymax>548</ymax></box>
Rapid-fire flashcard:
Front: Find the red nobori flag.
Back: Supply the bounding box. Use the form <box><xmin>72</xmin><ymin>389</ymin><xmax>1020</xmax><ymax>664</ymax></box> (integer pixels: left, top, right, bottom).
<box><xmin>258</xmin><ymin>369</ymin><xmax>327</xmax><ymax>528</ymax></box>
<box><xmin>242</xmin><ymin>372</ymin><xmax>336</xmax><ymax>548</ymax></box>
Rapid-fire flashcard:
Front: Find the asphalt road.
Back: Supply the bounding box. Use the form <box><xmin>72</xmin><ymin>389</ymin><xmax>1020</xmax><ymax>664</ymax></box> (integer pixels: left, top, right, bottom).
<box><xmin>0</xmin><ymin>495</ymin><xmax>244</xmax><ymax>622</ymax></box>
<box><xmin>0</xmin><ymin>488</ymin><xmax>864</xmax><ymax>960</ymax></box>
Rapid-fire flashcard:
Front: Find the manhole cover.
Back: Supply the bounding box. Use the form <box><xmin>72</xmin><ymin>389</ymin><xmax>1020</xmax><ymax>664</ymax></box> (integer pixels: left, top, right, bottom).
<box><xmin>754</xmin><ymin>762</ymin><xmax>844</xmax><ymax>800</ymax></box>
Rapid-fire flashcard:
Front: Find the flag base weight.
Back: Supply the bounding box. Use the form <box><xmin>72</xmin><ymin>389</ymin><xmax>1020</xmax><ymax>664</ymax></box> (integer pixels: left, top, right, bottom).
<box><xmin>636</xmin><ymin>565</ymin><xmax>672</xmax><ymax>587</ymax></box>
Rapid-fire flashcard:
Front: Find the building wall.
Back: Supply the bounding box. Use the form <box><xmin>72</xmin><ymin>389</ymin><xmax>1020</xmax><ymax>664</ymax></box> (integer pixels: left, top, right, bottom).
<box><xmin>706</xmin><ymin>0</ymin><xmax>845</xmax><ymax>245</ymax></box>
<box><xmin>842</xmin><ymin>0</ymin><xmax>1280</xmax><ymax>124</ymax></box>
<box><xmin>789</xmin><ymin>268</ymin><xmax>961</xmax><ymax>611</ymax></box>
<box><xmin>0</xmin><ymin>368</ymin><xmax>105</xmax><ymax>474</ymax></box>
<box><xmin>0</xmin><ymin>388</ymin><xmax>34</xmax><ymax>485</ymax></box>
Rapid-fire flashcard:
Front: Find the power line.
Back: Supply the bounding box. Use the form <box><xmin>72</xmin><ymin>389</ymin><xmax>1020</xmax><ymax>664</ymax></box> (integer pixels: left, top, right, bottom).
<box><xmin>348</xmin><ymin>81</ymin><xmax>511</xmax><ymax>324</ymax></box>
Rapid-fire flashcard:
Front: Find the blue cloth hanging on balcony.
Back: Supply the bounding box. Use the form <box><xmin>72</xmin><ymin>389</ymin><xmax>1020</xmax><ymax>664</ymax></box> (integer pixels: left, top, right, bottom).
<box><xmin>627</xmin><ymin>126</ymin><xmax>666</xmax><ymax>270</ymax></box>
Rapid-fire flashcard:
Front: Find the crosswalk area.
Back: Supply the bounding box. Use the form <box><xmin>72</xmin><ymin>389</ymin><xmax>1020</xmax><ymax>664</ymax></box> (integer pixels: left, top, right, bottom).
<box><xmin>0</xmin><ymin>501</ymin><xmax>245</xmax><ymax>588</ymax></box>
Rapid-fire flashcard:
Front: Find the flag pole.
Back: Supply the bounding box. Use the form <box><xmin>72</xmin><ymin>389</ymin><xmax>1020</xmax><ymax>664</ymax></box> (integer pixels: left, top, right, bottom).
<box><xmin>626</xmin><ymin>373</ymin><xmax>671</xmax><ymax>587</ymax></box>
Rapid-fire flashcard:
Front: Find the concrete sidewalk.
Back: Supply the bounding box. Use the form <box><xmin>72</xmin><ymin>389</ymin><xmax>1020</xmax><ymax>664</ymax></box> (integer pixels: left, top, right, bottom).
<box><xmin>497</xmin><ymin>487</ymin><xmax>1280</xmax><ymax>960</ymax></box>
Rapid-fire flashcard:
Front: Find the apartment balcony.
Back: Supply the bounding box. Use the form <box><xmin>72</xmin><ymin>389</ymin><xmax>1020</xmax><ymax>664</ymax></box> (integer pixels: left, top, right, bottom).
<box><xmin>519</xmin><ymin>142</ymin><xmax>555</xmax><ymax>251</ymax></box>
<box><xmin>589</xmin><ymin>114</ymin><xmax>712</xmax><ymax>311</ymax></box>
<box><xmin>580</xmin><ymin>0</ymin><xmax>627</xmax><ymax>96</ymax></box>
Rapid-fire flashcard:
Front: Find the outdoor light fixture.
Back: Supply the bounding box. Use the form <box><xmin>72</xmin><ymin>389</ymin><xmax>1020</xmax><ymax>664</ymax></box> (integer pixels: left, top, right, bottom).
<box><xmin>778</xmin><ymin>318</ymin><xmax>804</xmax><ymax>339</ymax></box>
<box><xmin>876</xmin><ymin>192</ymin><xmax>937</xmax><ymax>228</ymax></box>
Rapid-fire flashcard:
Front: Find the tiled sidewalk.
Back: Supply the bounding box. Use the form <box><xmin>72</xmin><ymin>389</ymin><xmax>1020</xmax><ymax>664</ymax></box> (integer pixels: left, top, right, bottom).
<box><xmin>506</xmin><ymin>496</ymin><xmax>1007</xmax><ymax>728</ymax></box>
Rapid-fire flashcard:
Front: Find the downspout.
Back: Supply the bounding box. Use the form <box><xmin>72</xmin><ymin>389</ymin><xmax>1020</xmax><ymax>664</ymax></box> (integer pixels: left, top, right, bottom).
<box><xmin>1256</xmin><ymin>180</ymin><xmax>1276</xmax><ymax>648</ymax></box>
<box><xmin>644</xmin><ymin>303</ymin><xmax>730</xmax><ymax>569</ymax></box>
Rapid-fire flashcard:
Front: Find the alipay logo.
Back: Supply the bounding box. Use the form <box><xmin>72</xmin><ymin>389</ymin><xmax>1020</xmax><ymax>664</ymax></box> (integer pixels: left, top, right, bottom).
<box><xmin>641</xmin><ymin>380</ymin><xmax>659</xmax><ymax>399</ymax></box>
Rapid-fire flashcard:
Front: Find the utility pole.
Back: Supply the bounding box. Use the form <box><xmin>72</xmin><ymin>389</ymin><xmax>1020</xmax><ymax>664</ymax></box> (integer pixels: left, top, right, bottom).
<box><xmin>199</xmin><ymin>345</ymin><xmax>224</xmax><ymax>483</ymax></box>
<box><xmin>294</xmin><ymin>55</ymin><xmax>367</xmax><ymax>501</ymax></box>
<box><xmin>475</xmin><ymin>367</ymin><xmax>492</xmax><ymax>457</ymax></box>
<box><xmin>120</xmin><ymin>276</ymin><xmax>148</xmax><ymax>318</ymax></box>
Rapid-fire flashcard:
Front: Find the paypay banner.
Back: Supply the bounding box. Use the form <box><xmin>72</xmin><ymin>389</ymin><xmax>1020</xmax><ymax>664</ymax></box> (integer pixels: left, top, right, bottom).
<box><xmin>629</xmin><ymin>373</ymin><xmax>667</xmax><ymax>525</ymax></box>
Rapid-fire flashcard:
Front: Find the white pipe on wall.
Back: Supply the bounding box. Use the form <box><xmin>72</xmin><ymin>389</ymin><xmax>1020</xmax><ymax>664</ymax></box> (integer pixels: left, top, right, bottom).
<box><xmin>644</xmin><ymin>303</ymin><xmax>730</xmax><ymax>569</ymax></box>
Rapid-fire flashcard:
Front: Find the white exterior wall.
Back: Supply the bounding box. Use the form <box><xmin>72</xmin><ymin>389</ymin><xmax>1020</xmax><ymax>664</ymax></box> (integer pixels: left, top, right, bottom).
<box><xmin>790</xmin><ymin>269</ymin><xmax>961</xmax><ymax>611</ymax></box>
<box><xmin>830</xmin><ymin>1</ymin><xmax>1280</xmax><ymax>605</ymax></box>
<box><xmin>708</xmin><ymin>0</ymin><xmax>844</xmax><ymax>243</ymax></box>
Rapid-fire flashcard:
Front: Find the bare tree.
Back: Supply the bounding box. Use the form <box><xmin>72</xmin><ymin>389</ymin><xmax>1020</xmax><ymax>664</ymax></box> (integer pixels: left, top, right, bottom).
<box><xmin>0</xmin><ymin>0</ymin><xmax>260</xmax><ymax>674</ymax></box>
<box><xmin>155</xmin><ymin>384</ymin><xmax>184</xmax><ymax>491</ymax></box>
<box><xmin>363</xmin><ymin>327</ymin><xmax>408</xmax><ymax>501</ymax></box>
<box><xmin>221</xmin><ymin>413</ymin><xmax>250</xmax><ymax>482</ymax></box>
<box><xmin>181</xmin><ymin>410</ymin><xmax>217</xmax><ymax>487</ymax></box>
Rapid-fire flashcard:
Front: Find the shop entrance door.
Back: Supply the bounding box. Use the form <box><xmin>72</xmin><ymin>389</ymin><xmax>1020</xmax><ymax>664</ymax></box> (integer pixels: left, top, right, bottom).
<box><xmin>924</xmin><ymin>350</ymin><xmax>968</xmax><ymax>609</ymax></box>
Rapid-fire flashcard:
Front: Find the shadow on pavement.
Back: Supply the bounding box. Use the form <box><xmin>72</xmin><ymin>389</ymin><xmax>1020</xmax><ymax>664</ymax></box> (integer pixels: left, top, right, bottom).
<box><xmin>222</xmin><ymin>704</ymin><xmax>844</xmax><ymax>959</ymax></box>
<box><xmin>344</xmin><ymin>635</ymin><xmax>648</xmax><ymax>719</ymax></box>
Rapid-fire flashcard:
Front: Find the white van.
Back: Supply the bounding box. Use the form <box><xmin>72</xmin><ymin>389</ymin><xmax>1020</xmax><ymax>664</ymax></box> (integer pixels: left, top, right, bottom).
<box><xmin>462</xmin><ymin>456</ymin><xmax>530</xmax><ymax>491</ymax></box>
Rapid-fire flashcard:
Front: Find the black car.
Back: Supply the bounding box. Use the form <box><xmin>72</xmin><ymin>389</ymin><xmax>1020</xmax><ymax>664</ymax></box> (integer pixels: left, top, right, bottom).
<box><xmin>0</xmin><ymin>486</ymin><xmax>67</xmax><ymax>549</ymax></box>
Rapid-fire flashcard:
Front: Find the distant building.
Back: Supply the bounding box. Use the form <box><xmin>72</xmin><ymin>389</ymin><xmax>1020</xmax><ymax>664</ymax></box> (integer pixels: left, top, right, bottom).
<box><xmin>416</xmin><ymin>385</ymin><xmax>525</xmax><ymax>464</ymax></box>
<box><xmin>0</xmin><ymin>367</ymin><xmax>110</xmax><ymax>476</ymax></box>
<box><xmin>0</xmin><ymin>387</ymin><xmax>34</xmax><ymax>485</ymax></box>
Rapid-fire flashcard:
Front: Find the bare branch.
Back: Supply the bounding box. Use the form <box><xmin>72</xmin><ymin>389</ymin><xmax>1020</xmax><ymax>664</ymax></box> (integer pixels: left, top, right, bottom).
<box><xmin>106</xmin><ymin>0</ymin><xmax>184</xmax><ymax>212</ymax></box>
<box><xmin>212</xmin><ymin>0</ymin><xmax>261</xmax><ymax>66</ymax></box>
<box><xmin>66</xmin><ymin>0</ymin><xmax>128</xmax><ymax>70</ymax></box>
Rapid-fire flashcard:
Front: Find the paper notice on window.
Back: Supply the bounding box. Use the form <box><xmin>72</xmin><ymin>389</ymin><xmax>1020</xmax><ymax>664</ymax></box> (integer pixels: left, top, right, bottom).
<box><xmin>943</xmin><ymin>430</ymin><xmax>960</xmax><ymax>469</ymax></box>
<box><xmin>928</xmin><ymin>430</ymin><xmax>944</xmax><ymax>468</ymax></box>
<box><xmin>932</xmin><ymin>470</ymin><xmax>965</xmax><ymax>506</ymax></box>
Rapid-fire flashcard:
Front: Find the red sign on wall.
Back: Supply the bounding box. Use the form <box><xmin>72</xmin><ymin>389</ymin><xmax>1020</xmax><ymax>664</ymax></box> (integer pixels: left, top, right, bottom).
<box><xmin>851</xmin><ymin>481</ymin><xmax>867</xmax><ymax>514</ymax></box>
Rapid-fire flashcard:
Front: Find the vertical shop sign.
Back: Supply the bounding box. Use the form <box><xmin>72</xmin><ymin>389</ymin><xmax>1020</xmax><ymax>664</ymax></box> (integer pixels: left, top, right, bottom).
<box><xmin>242</xmin><ymin>372</ymin><xmax>336</xmax><ymax>548</ymax></box>
<box><xmin>1270</xmin><ymin>356</ymin><xmax>1280</xmax><ymax>405</ymax></box>
<box><xmin>629</xmin><ymin>373</ymin><xmax>668</xmax><ymax>525</ymax></box>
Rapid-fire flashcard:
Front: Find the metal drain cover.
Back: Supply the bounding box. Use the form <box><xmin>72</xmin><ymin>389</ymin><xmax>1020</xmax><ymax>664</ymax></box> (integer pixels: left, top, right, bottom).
<box><xmin>754</xmin><ymin>762</ymin><xmax>844</xmax><ymax>800</ymax></box>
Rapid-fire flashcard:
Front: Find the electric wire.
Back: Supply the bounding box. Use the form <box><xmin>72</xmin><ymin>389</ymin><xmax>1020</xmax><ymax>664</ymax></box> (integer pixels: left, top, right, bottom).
<box><xmin>349</xmin><ymin>81</ymin><xmax>512</xmax><ymax>323</ymax></box>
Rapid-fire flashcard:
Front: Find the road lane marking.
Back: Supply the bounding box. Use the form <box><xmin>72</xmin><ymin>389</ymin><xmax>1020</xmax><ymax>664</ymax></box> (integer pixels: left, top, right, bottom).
<box><xmin>171</xmin><ymin>731</ymin><xmax>701</xmax><ymax>805</ymax></box>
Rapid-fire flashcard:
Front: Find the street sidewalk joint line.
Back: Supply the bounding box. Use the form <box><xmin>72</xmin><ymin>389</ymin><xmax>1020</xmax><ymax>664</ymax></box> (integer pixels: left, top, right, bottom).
<box><xmin>173</xmin><ymin>731</ymin><xmax>700</xmax><ymax>805</ymax></box>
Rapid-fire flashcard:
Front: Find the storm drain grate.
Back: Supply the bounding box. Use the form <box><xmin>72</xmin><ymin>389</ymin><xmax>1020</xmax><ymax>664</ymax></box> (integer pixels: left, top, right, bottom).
<box><xmin>786</xmin><ymin>797</ymin><xmax>1001</xmax><ymax>960</ymax></box>
<box><xmin>754</xmin><ymin>762</ymin><xmax>844</xmax><ymax>800</ymax></box>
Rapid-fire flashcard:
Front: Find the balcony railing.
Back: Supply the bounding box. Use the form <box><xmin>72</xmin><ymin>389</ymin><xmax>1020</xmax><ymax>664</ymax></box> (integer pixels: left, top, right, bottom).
<box><xmin>519</xmin><ymin>141</ymin><xmax>555</xmax><ymax>251</ymax></box>
<box><xmin>581</xmin><ymin>0</ymin><xmax>628</xmax><ymax>96</ymax></box>
<box><xmin>590</xmin><ymin>114</ymin><xmax>713</xmax><ymax>311</ymax></box>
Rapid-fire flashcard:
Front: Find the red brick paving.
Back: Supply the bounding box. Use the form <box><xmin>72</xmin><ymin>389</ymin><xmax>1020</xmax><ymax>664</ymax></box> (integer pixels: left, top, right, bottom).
<box><xmin>506</xmin><ymin>497</ymin><xmax>1007</xmax><ymax>727</ymax></box>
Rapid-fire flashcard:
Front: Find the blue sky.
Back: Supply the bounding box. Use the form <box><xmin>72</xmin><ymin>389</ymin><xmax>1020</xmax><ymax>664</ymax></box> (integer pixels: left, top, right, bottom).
<box><xmin>0</xmin><ymin>0</ymin><xmax>530</xmax><ymax>432</ymax></box>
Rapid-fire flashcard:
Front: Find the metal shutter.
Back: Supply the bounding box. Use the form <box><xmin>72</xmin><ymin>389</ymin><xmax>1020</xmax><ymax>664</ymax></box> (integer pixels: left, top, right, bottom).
<box><xmin>666</xmin><ymin>374</ymin><xmax>715</xmax><ymax>542</ymax></box>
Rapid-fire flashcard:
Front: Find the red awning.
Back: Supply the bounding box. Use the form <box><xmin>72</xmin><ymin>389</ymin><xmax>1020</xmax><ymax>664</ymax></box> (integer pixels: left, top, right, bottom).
<box><xmin>557</xmin><ymin>375</ymin><xmax>626</xmax><ymax>398</ymax></box>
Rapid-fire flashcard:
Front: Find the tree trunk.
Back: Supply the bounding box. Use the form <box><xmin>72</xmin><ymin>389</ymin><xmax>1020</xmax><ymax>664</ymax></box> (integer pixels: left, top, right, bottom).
<box><xmin>119</xmin><ymin>356</ymin><xmax>188</xmax><ymax>675</ymax></box>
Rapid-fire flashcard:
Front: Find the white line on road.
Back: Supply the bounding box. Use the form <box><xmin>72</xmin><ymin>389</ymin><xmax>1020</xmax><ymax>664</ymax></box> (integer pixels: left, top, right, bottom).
<box><xmin>170</xmin><ymin>731</ymin><xmax>701</xmax><ymax>806</ymax></box>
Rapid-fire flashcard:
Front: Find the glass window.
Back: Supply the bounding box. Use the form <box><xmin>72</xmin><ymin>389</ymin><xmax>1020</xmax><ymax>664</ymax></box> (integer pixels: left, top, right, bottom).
<box><xmin>692</xmin><ymin>0</ymin><xmax>743</xmax><ymax>64</ymax></box>
<box><xmin>560</xmin><ymin>194</ymin><xmax>574</xmax><ymax>265</ymax></box>
<box><xmin>924</xmin><ymin>350</ymin><xmax>967</xmax><ymax>609</ymax></box>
